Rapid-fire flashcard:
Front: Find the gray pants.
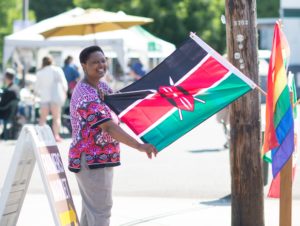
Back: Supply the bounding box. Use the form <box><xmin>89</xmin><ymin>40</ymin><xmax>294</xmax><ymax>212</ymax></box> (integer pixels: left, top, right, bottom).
<box><xmin>75</xmin><ymin>154</ymin><xmax>114</xmax><ymax>226</ymax></box>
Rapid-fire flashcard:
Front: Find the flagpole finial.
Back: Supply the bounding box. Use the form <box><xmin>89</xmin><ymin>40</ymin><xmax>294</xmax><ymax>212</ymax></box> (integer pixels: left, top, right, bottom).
<box><xmin>190</xmin><ymin>31</ymin><xmax>196</xmax><ymax>38</ymax></box>
<box><xmin>278</xmin><ymin>19</ymin><xmax>283</xmax><ymax>29</ymax></box>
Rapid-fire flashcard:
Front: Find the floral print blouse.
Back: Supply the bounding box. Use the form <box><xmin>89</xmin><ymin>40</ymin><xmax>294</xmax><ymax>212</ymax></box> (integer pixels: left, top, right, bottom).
<box><xmin>68</xmin><ymin>81</ymin><xmax>120</xmax><ymax>172</ymax></box>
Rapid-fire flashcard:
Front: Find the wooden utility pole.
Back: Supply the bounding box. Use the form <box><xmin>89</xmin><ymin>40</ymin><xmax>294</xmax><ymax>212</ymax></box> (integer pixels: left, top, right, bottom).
<box><xmin>225</xmin><ymin>1</ymin><xmax>264</xmax><ymax>226</ymax></box>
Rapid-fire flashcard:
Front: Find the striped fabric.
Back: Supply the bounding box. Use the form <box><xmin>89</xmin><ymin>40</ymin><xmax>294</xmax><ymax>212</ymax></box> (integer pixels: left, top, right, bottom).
<box><xmin>262</xmin><ymin>21</ymin><xmax>294</xmax><ymax>178</ymax></box>
<box><xmin>267</xmin><ymin>73</ymin><xmax>298</xmax><ymax>198</ymax></box>
<box><xmin>105</xmin><ymin>33</ymin><xmax>256</xmax><ymax>151</ymax></box>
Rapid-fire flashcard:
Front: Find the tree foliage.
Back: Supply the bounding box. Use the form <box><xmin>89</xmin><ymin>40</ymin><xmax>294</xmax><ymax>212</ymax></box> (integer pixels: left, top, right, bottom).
<box><xmin>257</xmin><ymin>0</ymin><xmax>280</xmax><ymax>18</ymax></box>
<box><xmin>29</xmin><ymin>0</ymin><xmax>75</xmax><ymax>21</ymax></box>
<box><xmin>0</xmin><ymin>0</ymin><xmax>72</xmax><ymax>66</ymax></box>
<box><xmin>0</xmin><ymin>0</ymin><xmax>24</xmax><ymax>67</ymax></box>
<box><xmin>72</xmin><ymin>0</ymin><xmax>280</xmax><ymax>53</ymax></box>
<box><xmin>73</xmin><ymin>0</ymin><xmax>227</xmax><ymax>53</ymax></box>
<box><xmin>0</xmin><ymin>0</ymin><xmax>281</xmax><ymax>66</ymax></box>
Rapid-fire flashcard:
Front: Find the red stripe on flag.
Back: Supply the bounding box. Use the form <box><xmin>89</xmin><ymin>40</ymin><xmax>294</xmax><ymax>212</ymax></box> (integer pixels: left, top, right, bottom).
<box><xmin>263</xmin><ymin>22</ymin><xmax>285</xmax><ymax>154</ymax></box>
<box><xmin>267</xmin><ymin>166</ymin><xmax>296</xmax><ymax>198</ymax></box>
<box><xmin>121</xmin><ymin>96</ymin><xmax>173</xmax><ymax>135</ymax></box>
<box><xmin>120</xmin><ymin>57</ymin><xmax>229</xmax><ymax>135</ymax></box>
<box><xmin>180</xmin><ymin>56</ymin><xmax>229</xmax><ymax>92</ymax></box>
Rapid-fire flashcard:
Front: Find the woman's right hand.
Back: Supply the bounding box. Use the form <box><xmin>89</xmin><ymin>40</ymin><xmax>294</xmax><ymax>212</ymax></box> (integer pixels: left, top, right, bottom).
<box><xmin>137</xmin><ymin>143</ymin><xmax>158</xmax><ymax>159</ymax></box>
<box><xmin>100</xmin><ymin>120</ymin><xmax>158</xmax><ymax>159</ymax></box>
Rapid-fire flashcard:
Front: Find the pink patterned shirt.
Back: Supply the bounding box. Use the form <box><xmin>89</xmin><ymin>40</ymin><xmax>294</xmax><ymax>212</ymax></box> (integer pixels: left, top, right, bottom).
<box><xmin>68</xmin><ymin>80</ymin><xmax>120</xmax><ymax>172</ymax></box>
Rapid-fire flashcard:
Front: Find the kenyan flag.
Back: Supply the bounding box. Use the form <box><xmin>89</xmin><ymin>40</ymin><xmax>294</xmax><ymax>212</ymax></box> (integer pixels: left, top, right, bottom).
<box><xmin>105</xmin><ymin>33</ymin><xmax>256</xmax><ymax>151</ymax></box>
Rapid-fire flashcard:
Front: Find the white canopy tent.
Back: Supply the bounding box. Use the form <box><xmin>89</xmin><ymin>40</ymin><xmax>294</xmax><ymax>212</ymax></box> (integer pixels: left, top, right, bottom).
<box><xmin>3</xmin><ymin>7</ymin><xmax>175</xmax><ymax>73</ymax></box>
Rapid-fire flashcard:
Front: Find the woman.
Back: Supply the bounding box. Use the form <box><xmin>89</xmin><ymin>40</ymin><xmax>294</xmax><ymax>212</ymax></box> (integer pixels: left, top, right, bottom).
<box><xmin>35</xmin><ymin>56</ymin><xmax>68</xmax><ymax>142</ymax></box>
<box><xmin>69</xmin><ymin>46</ymin><xmax>158</xmax><ymax>226</ymax></box>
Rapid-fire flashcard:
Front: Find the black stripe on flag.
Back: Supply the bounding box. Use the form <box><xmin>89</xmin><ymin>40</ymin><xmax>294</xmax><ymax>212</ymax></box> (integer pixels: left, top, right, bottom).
<box><xmin>104</xmin><ymin>37</ymin><xmax>208</xmax><ymax>114</ymax></box>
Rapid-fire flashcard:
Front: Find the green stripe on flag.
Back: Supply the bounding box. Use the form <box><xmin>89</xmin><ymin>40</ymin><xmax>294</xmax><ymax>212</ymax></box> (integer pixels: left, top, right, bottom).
<box><xmin>274</xmin><ymin>86</ymin><xmax>291</xmax><ymax>128</ymax></box>
<box><xmin>141</xmin><ymin>73</ymin><xmax>253</xmax><ymax>151</ymax></box>
<box><xmin>263</xmin><ymin>152</ymin><xmax>272</xmax><ymax>163</ymax></box>
<box><xmin>289</xmin><ymin>75</ymin><xmax>298</xmax><ymax>118</ymax></box>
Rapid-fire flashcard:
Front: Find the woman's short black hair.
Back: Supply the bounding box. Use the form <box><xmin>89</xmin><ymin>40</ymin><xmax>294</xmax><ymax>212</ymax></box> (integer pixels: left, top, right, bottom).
<box><xmin>79</xmin><ymin>46</ymin><xmax>104</xmax><ymax>64</ymax></box>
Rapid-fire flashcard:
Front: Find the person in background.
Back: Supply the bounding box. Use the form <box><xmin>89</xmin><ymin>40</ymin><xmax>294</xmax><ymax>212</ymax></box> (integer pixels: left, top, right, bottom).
<box><xmin>63</xmin><ymin>55</ymin><xmax>80</xmax><ymax>99</ymax></box>
<box><xmin>128</xmin><ymin>58</ymin><xmax>146</xmax><ymax>81</ymax></box>
<box><xmin>35</xmin><ymin>56</ymin><xmax>68</xmax><ymax>142</ymax></box>
<box><xmin>0</xmin><ymin>68</ymin><xmax>20</xmax><ymax>117</ymax></box>
<box><xmin>0</xmin><ymin>69</ymin><xmax>20</xmax><ymax>138</ymax></box>
<box><xmin>69</xmin><ymin>46</ymin><xmax>158</xmax><ymax>226</ymax></box>
<box><xmin>216</xmin><ymin>106</ymin><xmax>230</xmax><ymax>149</ymax></box>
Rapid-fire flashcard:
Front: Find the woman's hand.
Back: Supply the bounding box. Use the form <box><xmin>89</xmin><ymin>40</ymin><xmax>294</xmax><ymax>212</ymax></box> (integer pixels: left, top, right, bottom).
<box><xmin>101</xmin><ymin>120</ymin><xmax>158</xmax><ymax>159</ymax></box>
<box><xmin>137</xmin><ymin>143</ymin><xmax>158</xmax><ymax>159</ymax></box>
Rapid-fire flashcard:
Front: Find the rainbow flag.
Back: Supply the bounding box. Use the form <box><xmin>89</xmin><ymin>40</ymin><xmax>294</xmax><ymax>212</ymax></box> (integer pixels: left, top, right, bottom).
<box><xmin>267</xmin><ymin>72</ymin><xmax>298</xmax><ymax>198</ymax></box>
<box><xmin>262</xmin><ymin>21</ymin><xmax>294</xmax><ymax>178</ymax></box>
<box><xmin>105</xmin><ymin>33</ymin><xmax>256</xmax><ymax>151</ymax></box>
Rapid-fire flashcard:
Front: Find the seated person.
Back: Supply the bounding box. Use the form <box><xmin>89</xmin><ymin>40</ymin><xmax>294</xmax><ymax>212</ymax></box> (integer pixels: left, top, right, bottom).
<box><xmin>0</xmin><ymin>68</ymin><xmax>20</xmax><ymax>120</ymax></box>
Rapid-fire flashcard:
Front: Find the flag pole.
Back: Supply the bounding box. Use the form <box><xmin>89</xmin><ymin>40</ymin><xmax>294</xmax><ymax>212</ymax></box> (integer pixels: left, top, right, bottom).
<box><xmin>294</xmin><ymin>98</ymin><xmax>300</xmax><ymax>106</ymax></box>
<box><xmin>255</xmin><ymin>85</ymin><xmax>267</xmax><ymax>96</ymax></box>
<box><xmin>279</xmin><ymin>91</ymin><xmax>294</xmax><ymax>226</ymax></box>
<box><xmin>280</xmin><ymin>156</ymin><xmax>293</xmax><ymax>226</ymax></box>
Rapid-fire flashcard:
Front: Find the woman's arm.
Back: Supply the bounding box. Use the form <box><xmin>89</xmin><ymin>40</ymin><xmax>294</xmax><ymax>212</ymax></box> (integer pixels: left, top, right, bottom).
<box><xmin>100</xmin><ymin>120</ymin><xmax>158</xmax><ymax>159</ymax></box>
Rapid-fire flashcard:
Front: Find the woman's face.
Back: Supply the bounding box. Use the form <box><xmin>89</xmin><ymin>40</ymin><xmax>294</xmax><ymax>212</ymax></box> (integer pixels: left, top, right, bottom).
<box><xmin>82</xmin><ymin>51</ymin><xmax>107</xmax><ymax>80</ymax></box>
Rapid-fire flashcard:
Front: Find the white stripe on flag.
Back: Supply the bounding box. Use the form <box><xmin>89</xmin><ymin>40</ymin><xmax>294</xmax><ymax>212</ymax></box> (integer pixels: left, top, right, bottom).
<box><xmin>119</xmin><ymin>54</ymin><xmax>210</xmax><ymax>118</ymax></box>
<box><xmin>138</xmin><ymin>71</ymin><xmax>233</xmax><ymax>137</ymax></box>
<box><xmin>190</xmin><ymin>33</ymin><xmax>256</xmax><ymax>89</ymax></box>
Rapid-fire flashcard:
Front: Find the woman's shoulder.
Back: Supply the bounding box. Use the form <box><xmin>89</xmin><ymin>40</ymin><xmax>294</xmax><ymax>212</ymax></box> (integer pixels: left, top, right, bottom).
<box><xmin>99</xmin><ymin>81</ymin><xmax>113</xmax><ymax>94</ymax></box>
<box><xmin>72</xmin><ymin>81</ymin><xmax>97</xmax><ymax>102</ymax></box>
<box><xmin>73</xmin><ymin>81</ymin><xmax>87</xmax><ymax>94</ymax></box>
<box><xmin>51</xmin><ymin>65</ymin><xmax>64</xmax><ymax>74</ymax></box>
<box><xmin>37</xmin><ymin>65</ymin><xmax>56</xmax><ymax>74</ymax></box>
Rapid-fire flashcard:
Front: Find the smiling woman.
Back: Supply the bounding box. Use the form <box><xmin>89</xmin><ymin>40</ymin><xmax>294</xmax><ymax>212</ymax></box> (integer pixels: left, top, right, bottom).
<box><xmin>81</xmin><ymin>49</ymin><xmax>108</xmax><ymax>88</ymax></box>
<box><xmin>68</xmin><ymin>45</ymin><xmax>158</xmax><ymax>226</ymax></box>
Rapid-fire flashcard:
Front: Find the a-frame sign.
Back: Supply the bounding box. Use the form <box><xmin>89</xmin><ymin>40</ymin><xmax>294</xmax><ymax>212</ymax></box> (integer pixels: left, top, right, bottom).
<box><xmin>0</xmin><ymin>125</ymin><xmax>79</xmax><ymax>226</ymax></box>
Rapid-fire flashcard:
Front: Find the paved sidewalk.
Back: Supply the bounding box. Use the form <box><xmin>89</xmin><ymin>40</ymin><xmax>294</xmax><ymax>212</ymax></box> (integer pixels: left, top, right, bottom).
<box><xmin>16</xmin><ymin>193</ymin><xmax>300</xmax><ymax>226</ymax></box>
<box><xmin>1</xmin><ymin>119</ymin><xmax>300</xmax><ymax>226</ymax></box>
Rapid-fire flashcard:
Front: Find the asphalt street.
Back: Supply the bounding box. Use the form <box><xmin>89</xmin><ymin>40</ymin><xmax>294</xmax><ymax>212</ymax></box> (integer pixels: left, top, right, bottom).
<box><xmin>2</xmin><ymin>115</ymin><xmax>300</xmax><ymax>199</ymax></box>
<box><xmin>1</xmin><ymin>115</ymin><xmax>300</xmax><ymax>226</ymax></box>
<box><xmin>1</xmin><ymin>115</ymin><xmax>232</xmax><ymax>199</ymax></box>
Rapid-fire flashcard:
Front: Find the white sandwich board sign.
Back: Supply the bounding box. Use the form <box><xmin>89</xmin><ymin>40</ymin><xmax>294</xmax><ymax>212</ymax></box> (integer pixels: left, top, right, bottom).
<box><xmin>0</xmin><ymin>125</ymin><xmax>79</xmax><ymax>226</ymax></box>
